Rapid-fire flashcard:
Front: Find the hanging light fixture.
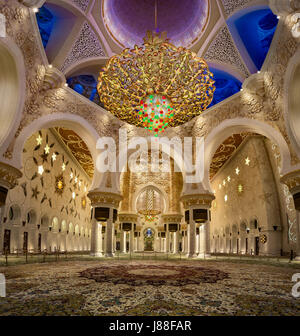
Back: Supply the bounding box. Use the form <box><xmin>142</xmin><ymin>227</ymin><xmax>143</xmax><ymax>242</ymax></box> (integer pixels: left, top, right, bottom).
<box><xmin>138</xmin><ymin>188</ymin><xmax>161</xmax><ymax>221</ymax></box>
<box><xmin>97</xmin><ymin>0</ymin><xmax>215</xmax><ymax>136</ymax></box>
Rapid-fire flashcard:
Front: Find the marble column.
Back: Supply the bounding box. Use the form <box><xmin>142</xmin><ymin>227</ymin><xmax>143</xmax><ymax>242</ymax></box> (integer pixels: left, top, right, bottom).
<box><xmin>172</xmin><ymin>232</ymin><xmax>176</xmax><ymax>254</ymax></box>
<box><xmin>0</xmin><ymin>162</ymin><xmax>22</xmax><ymax>253</ymax></box>
<box><xmin>137</xmin><ymin>232</ymin><xmax>140</xmax><ymax>251</ymax></box>
<box><xmin>281</xmin><ymin>170</ymin><xmax>300</xmax><ymax>259</ymax></box>
<box><xmin>106</xmin><ymin>218</ymin><xmax>114</xmax><ymax>257</ymax></box>
<box><xmin>87</xmin><ymin>191</ymin><xmax>122</xmax><ymax>258</ymax></box>
<box><xmin>90</xmin><ymin>219</ymin><xmax>103</xmax><ymax>256</ymax></box>
<box><xmin>121</xmin><ymin>230</ymin><xmax>126</xmax><ymax>253</ymax></box>
<box><xmin>129</xmin><ymin>228</ymin><xmax>134</xmax><ymax>253</ymax></box>
<box><xmin>181</xmin><ymin>193</ymin><xmax>215</xmax><ymax>259</ymax></box>
<box><xmin>166</xmin><ymin>229</ymin><xmax>170</xmax><ymax>253</ymax></box>
<box><xmin>188</xmin><ymin>219</ymin><xmax>197</xmax><ymax>258</ymax></box>
<box><xmin>205</xmin><ymin>221</ymin><xmax>211</xmax><ymax>257</ymax></box>
<box><xmin>162</xmin><ymin>214</ymin><xmax>183</xmax><ymax>255</ymax></box>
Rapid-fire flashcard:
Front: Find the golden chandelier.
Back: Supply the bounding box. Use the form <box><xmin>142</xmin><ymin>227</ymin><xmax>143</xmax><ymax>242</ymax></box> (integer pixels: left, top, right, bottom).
<box><xmin>97</xmin><ymin>31</ymin><xmax>215</xmax><ymax>136</ymax></box>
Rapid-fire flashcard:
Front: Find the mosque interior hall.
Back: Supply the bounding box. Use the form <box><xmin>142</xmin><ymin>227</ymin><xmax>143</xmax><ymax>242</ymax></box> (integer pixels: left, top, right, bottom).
<box><xmin>0</xmin><ymin>0</ymin><xmax>300</xmax><ymax>316</ymax></box>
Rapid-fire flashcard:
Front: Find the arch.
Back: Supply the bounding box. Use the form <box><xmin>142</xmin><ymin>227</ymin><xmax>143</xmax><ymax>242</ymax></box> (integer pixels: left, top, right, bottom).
<box><xmin>51</xmin><ymin>217</ymin><xmax>59</xmax><ymax>232</ymax></box>
<box><xmin>239</xmin><ymin>220</ymin><xmax>248</xmax><ymax>232</ymax></box>
<box><xmin>113</xmin><ymin>136</ymin><xmax>187</xmax><ymax>193</ymax></box>
<box><xmin>61</xmin><ymin>219</ymin><xmax>67</xmax><ymax>232</ymax></box>
<box><xmin>0</xmin><ymin>37</ymin><xmax>26</xmax><ymax>157</ymax></box>
<box><xmin>133</xmin><ymin>183</ymin><xmax>169</xmax><ymax>214</ymax></box>
<box><xmin>35</xmin><ymin>2</ymin><xmax>77</xmax><ymax>62</ymax></box>
<box><xmin>41</xmin><ymin>214</ymin><xmax>49</xmax><ymax>227</ymax></box>
<box><xmin>12</xmin><ymin>113</ymin><xmax>100</xmax><ymax>189</ymax></box>
<box><xmin>26</xmin><ymin>209</ymin><xmax>37</xmax><ymax>225</ymax></box>
<box><xmin>232</xmin><ymin>224</ymin><xmax>238</xmax><ymax>234</ymax></box>
<box><xmin>225</xmin><ymin>225</ymin><xmax>230</xmax><ymax>235</ymax></box>
<box><xmin>249</xmin><ymin>217</ymin><xmax>259</xmax><ymax>230</ymax></box>
<box><xmin>75</xmin><ymin>224</ymin><xmax>79</xmax><ymax>236</ymax></box>
<box><xmin>64</xmin><ymin>57</ymin><xmax>108</xmax><ymax>78</ymax></box>
<box><xmin>284</xmin><ymin>47</ymin><xmax>300</xmax><ymax>157</ymax></box>
<box><xmin>143</xmin><ymin>226</ymin><xmax>156</xmax><ymax>237</ymax></box>
<box><xmin>68</xmin><ymin>222</ymin><xmax>74</xmax><ymax>234</ymax></box>
<box><xmin>7</xmin><ymin>204</ymin><xmax>21</xmax><ymax>222</ymax></box>
<box><xmin>203</xmin><ymin>118</ymin><xmax>292</xmax><ymax>191</ymax></box>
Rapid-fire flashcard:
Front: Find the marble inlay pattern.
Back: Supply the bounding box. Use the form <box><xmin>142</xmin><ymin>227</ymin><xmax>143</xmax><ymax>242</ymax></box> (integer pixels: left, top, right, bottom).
<box><xmin>61</xmin><ymin>22</ymin><xmax>105</xmax><ymax>73</ymax></box>
<box><xmin>70</xmin><ymin>0</ymin><xmax>90</xmax><ymax>12</ymax></box>
<box><xmin>204</xmin><ymin>26</ymin><xmax>250</xmax><ymax>78</ymax></box>
<box><xmin>220</xmin><ymin>0</ymin><xmax>254</xmax><ymax>17</ymax></box>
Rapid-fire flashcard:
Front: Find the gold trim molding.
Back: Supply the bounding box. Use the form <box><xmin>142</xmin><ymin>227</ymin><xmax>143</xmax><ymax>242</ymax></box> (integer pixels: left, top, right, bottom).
<box><xmin>180</xmin><ymin>193</ymin><xmax>215</xmax><ymax>208</ymax></box>
<box><xmin>161</xmin><ymin>213</ymin><xmax>183</xmax><ymax>224</ymax></box>
<box><xmin>118</xmin><ymin>213</ymin><xmax>138</xmax><ymax>223</ymax></box>
<box><xmin>87</xmin><ymin>191</ymin><xmax>123</xmax><ymax>207</ymax></box>
<box><xmin>281</xmin><ymin>169</ymin><xmax>300</xmax><ymax>195</ymax></box>
<box><xmin>0</xmin><ymin>162</ymin><xmax>22</xmax><ymax>190</ymax></box>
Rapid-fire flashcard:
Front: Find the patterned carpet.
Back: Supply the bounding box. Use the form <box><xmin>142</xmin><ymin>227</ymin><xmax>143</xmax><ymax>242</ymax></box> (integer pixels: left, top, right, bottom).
<box><xmin>0</xmin><ymin>259</ymin><xmax>299</xmax><ymax>316</ymax></box>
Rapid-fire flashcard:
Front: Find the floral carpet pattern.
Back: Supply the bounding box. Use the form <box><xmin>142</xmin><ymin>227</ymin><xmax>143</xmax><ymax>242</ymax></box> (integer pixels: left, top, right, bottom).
<box><xmin>0</xmin><ymin>259</ymin><xmax>299</xmax><ymax>316</ymax></box>
<box><xmin>79</xmin><ymin>264</ymin><xmax>229</xmax><ymax>286</ymax></box>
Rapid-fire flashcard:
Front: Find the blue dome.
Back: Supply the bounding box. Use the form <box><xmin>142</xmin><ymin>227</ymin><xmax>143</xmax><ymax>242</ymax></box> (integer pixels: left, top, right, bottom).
<box><xmin>209</xmin><ymin>68</ymin><xmax>242</xmax><ymax>107</ymax></box>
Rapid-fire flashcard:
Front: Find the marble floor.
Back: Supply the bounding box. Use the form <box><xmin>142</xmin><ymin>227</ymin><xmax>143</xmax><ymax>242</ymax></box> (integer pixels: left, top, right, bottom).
<box><xmin>0</xmin><ymin>259</ymin><xmax>299</xmax><ymax>316</ymax></box>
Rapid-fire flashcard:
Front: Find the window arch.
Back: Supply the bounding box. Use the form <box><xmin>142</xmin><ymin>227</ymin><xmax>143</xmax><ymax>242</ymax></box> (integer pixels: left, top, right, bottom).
<box><xmin>26</xmin><ymin>209</ymin><xmax>37</xmax><ymax>225</ymax></box>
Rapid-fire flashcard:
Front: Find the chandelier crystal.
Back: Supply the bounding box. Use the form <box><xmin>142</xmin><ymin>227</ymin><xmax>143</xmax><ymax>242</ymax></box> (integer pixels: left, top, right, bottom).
<box><xmin>97</xmin><ymin>31</ymin><xmax>215</xmax><ymax>136</ymax></box>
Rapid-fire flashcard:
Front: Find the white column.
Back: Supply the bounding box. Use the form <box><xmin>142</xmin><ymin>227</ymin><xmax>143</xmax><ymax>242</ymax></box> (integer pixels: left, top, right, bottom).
<box><xmin>105</xmin><ymin>216</ymin><xmax>114</xmax><ymax>257</ymax></box>
<box><xmin>122</xmin><ymin>231</ymin><xmax>127</xmax><ymax>253</ymax></box>
<box><xmin>166</xmin><ymin>228</ymin><xmax>170</xmax><ymax>253</ymax></box>
<box><xmin>98</xmin><ymin>223</ymin><xmax>103</xmax><ymax>254</ymax></box>
<box><xmin>137</xmin><ymin>233</ymin><xmax>140</xmax><ymax>251</ymax></box>
<box><xmin>188</xmin><ymin>217</ymin><xmax>196</xmax><ymax>258</ymax></box>
<box><xmin>186</xmin><ymin>225</ymin><xmax>190</xmax><ymax>255</ymax></box>
<box><xmin>172</xmin><ymin>232</ymin><xmax>176</xmax><ymax>253</ymax></box>
<box><xmin>130</xmin><ymin>228</ymin><xmax>134</xmax><ymax>253</ymax></box>
<box><xmin>91</xmin><ymin>220</ymin><xmax>102</xmax><ymax>257</ymax></box>
<box><xmin>204</xmin><ymin>222</ymin><xmax>211</xmax><ymax>257</ymax></box>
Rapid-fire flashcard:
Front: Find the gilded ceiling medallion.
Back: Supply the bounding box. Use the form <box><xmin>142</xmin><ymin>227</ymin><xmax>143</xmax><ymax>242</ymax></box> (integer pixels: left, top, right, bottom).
<box><xmin>97</xmin><ymin>31</ymin><xmax>215</xmax><ymax>136</ymax></box>
<box><xmin>81</xmin><ymin>196</ymin><xmax>87</xmax><ymax>209</ymax></box>
<box><xmin>55</xmin><ymin>173</ymin><xmax>65</xmax><ymax>195</ymax></box>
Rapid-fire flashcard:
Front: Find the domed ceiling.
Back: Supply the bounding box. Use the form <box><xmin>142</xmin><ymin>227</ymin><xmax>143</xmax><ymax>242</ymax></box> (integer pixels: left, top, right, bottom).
<box><xmin>102</xmin><ymin>0</ymin><xmax>209</xmax><ymax>48</ymax></box>
<box><xmin>33</xmin><ymin>0</ymin><xmax>279</xmax><ymax>178</ymax></box>
<box><xmin>35</xmin><ymin>0</ymin><xmax>278</xmax><ymax>117</ymax></box>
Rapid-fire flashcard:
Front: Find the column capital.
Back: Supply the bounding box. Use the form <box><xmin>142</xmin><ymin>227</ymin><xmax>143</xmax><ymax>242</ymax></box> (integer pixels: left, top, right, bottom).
<box><xmin>0</xmin><ymin>162</ymin><xmax>22</xmax><ymax>190</ymax></box>
<box><xmin>269</xmin><ymin>0</ymin><xmax>300</xmax><ymax>16</ymax></box>
<box><xmin>280</xmin><ymin>169</ymin><xmax>300</xmax><ymax>195</ymax></box>
<box><xmin>42</xmin><ymin>67</ymin><xmax>66</xmax><ymax>91</ymax></box>
<box><xmin>87</xmin><ymin>190</ymin><xmax>122</xmax><ymax>207</ymax></box>
<box><xmin>180</xmin><ymin>193</ymin><xmax>215</xmax><ymax>209</ymax></box>
<box><xmin>18</xmin><ymin>0</ymin><xmax>46</xmax><ymax>8</ymax></box>
<box><xmin>118</xmin><ymin>213</ymin><xmax>138</xmax><ymax>223</ymax></box>
<box><xmin>161</xmin><ymin>213</ymin><xmax>183</xmax><ymax>224</ymax></box>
